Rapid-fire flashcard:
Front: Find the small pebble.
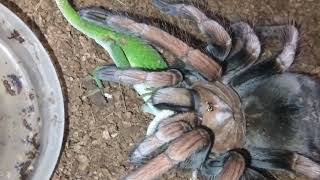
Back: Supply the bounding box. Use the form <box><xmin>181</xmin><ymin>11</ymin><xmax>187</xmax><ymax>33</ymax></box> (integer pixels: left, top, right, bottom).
<box><xmin>103</xmin><ymin>93</ymin><xmax>113</xmax><ymax>99</ymax></box>
<box><xmin>111</xmin><ymin>133</ymin><xmax>118</xmax><ymax>138</ymax></box>
<box><xmin>102</xmin><ymin>130</ymin><xmax>111</xmax><ymax>140</ymax></box>
<box><xmin>77</xmin><ymin>155</ymin><xmax>89</xmax><ymax>171</ymax></box>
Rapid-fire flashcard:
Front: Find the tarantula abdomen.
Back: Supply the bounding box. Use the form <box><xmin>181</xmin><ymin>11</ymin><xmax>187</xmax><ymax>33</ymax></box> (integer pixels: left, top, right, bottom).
<box><xmin>241</xmin><ymin>73</ymin><xmax>320</xmax><ymax>159</ymax></box>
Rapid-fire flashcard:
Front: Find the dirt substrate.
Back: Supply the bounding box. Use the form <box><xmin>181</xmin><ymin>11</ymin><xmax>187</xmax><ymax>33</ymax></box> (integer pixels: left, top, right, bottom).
<box><xmin>1</xmin><ymin>0</ymin><xmax>320</xmax><ymax>179</ymax></box>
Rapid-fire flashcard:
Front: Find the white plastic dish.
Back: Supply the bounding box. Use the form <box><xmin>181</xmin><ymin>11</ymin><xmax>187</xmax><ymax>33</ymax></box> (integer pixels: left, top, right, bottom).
<box><xmin>0</xmin><ymin>4</ymin><xmax>64</xmax><ymax>180</ymax></box>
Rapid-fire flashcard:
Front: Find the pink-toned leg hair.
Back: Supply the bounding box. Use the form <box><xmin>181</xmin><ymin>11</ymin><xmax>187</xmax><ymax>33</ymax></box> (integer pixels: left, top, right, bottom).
<box><xmin>125</xmin><ymin>128</ymin><xmax>212</xmax><ymax>180</ymax></box>
<box><xmin>153</xmin><ymin>0</ymin><xmax>232</xmax><ymax>61</ymax></box>
<box><xmin>80</xmin><ymin>8</ymin><xmax>222</xmax><ymax>81</ymax></box>
<box><xmin>222</xmin><ymin>21</ymin><xmax>261</xmax><ymax>83</ymax></box>
<box><xmin>216</xmin><ymin>152</ymin><xmax>246</xmax><ymax>180</ymax></box>
<box><xmin>228</xmin><ymin>24</ymin><xmax>301</xmax><ymax>86</ymax></box>
<box><xmin>130</xmin><ymin>121</ymin><xmax>192</xmax><ymax>164</ymax></box>
<box><xmin>250</xmin><ymin>148</ymin><xmax>320</xmax><ymax>180</ymax></box>
<box><xmin>255</xmin><ymin>24</ymin><xmax>300</xmax><ymax>72</ymax></box>
<box><xmin>229</xmin><ymin>22</ymin><xmax>261</xmax><ymax>62</ymax></box>
<box><xmin>94</xmin><ymin>66</ymin><xmax>183</xmax><ymax>88</ymax></box>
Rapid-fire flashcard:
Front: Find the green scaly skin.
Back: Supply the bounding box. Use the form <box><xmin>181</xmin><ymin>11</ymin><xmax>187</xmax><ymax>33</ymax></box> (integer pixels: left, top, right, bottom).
<box><xmin>55</xmin><ymin>0</ymin><xmax>167</xmax><ymax>71</ymax></box>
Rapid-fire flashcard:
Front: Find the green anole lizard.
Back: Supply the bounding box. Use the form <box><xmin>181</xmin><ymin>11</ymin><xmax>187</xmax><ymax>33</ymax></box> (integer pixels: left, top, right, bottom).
<box><xmin>55</xmin><ymin>0</ymin><xmax>168</xmax><ymax>76</ymax></box>
<box><xmin>55</xmin><ymin>0</ymin><xmax>175</xmax><ymax>134</ymax></box>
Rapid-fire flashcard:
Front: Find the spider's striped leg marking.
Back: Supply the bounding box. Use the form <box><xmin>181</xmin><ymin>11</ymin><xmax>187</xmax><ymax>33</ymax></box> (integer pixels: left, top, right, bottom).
<box><xmin>200</xmin><ymin>151</ymin><xmax>246</xmax><ymax>180</ymax></box>
<box><xmin>256</xmin><ymin>24</ymin><xmax>299</xmax><ymax>71</ymax></box>
<box><xmin>228</xmin><ymin>22</ymin><xmax>261</xmax><ymax>62</ymax></box>
<box><xmin>151</xmin><ymin>87</ymin><xmax>195</xmax><ymax>112</ymax></box>
<box><xmin>93</xmin><ymin>65</ymin><xmax>183</xmax><ymax>88</ymax></box>
<box><xmin>249</xmin><ymin>148</ymin><xmax>320</xmax><ymax>179</ymax></box>
<box><xmin>79</xmin><ymin>8</ymin><xmax>222</xmax><ymax>81</ymax></box>
<box><xmin>153</xmin><ymin>0</ymin><xmax>231</xmax><ymax>61</ymax></box>
<box><xmin>240</xmin><ymin>168</ymin><xmax>270</xmax><ymax>180</ymax></box>
<box><xmin>125</xmin><ymin>128</ymin><xmax>212</xmax><ymax>180</ymax></box>
<box><xmin>222</xmin><ymin>21</ymin><xmax>261</xmax><ymax>83</ymax></box>
<box><xmin>229</xmin><ymin>24</ymin><xmax>300</xmax><ymax>87</ymax></box>
<box><xmin>155</xmin><ymin>112</ymin><xmax>196</xmax><ymax>129</ymax></box>
<box><xmin>216</xmin><ymin>152</ymin><xmax>246</xmax><ymax>180</ymax></box>
<box><xmin>130</xmin><ymin>121</ymin><xmax>192</xmax><ymax>164</ymax></box>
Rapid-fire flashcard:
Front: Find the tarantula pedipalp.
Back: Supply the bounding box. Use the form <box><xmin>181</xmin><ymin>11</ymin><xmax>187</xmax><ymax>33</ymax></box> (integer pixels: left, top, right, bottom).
<box><xmin>80</xmin><ymin>0</ymin><xmax>320</xmax><ymax>179</ymax></box>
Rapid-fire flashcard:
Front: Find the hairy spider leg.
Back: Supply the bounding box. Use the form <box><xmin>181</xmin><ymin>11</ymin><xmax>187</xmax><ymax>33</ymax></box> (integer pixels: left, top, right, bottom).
<box><xmin>93</xmin><ymin>66</ymin><xmax>183</xmax><ymax>88</ymax></box>
<box><xmin>152</xmin><ymin>0</ymin><xmax>263</xmax><ymax>84</ymax></box>
<box><xmin>228</xmin><ymin>22</ymin><xmax>261</xmax><ymax>62</ymax></box>
<box><xmin>130</xmin><ymin>121</ymin><xmax>192</xmax><ymax>164</ymax></box>
<box><xmin>91</xmin><ymin>40</ymin><xmax>131</xmax><ymax>93</ymax></box>
<box><xmin>229</xmin><ymin>24</ymin><xmax>300</xmax><ymax>87</ymax></box>
<box><xmin>79</xmin><ymin>7</ymin><xmax>222</xmax><ymax>81</ymax></box>
<box><xmin>222</xmin><ymin>21</ymin><xmax>262</xmax><ymax>83</ymax></box>
<box><xmin>249</xmin><ymin>148</ymin><xmax>320</xmax><ymax>179</ymax></box>
<box><xmin>153</xmin><ymin>0</ymin><xmax>232</xmax><ymax>61</ymax></box>
<box><xmin>215</xmin><ymin>151</ymin><xmax>246</xmax><ymax>180</ymax></box>
<box><xmin>125</xmin><ymin>128</ymin><xmax>212</xmax><ymax>180</ymax></box>
<box><xmin>202</xmin><ymin>153</ymin><xmax>269</xmax><ymax>180</ymax></box>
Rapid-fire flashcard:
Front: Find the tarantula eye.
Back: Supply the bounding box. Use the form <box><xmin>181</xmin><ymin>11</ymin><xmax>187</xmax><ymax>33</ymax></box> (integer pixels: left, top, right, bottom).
<box><xmin>206</xmin><ymin>102</ymin><xmax>215</xmax><ymax>112</ymax></box>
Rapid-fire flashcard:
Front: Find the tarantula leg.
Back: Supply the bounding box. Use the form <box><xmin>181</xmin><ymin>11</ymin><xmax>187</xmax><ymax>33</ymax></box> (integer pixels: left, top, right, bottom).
<box><xmin>200</xmin><ymin>151</ymin><xmax>246</xmax><ymax>180</ymax></box>
<box><xmin>250</xmin><ymin>148</ymin><xmax>320</xmax><ymax>179</ymax></box>
<box><xmin>156</xmin><ymin>112</ymin><xmax>196</xmax><ymax>128</ymax></box>
<box><xmin>221</xmin><ymin>21</ymin><xmax>261</xmax><ymax>83</ymax></box>
<box><xmin>151</xmin><ymin>87</ymin><xmax>195</xmax><ymax>112</ymax></box>
<box><xmin>227</xmin><ymin>22</ymin><xmax>261</xmax><ymax>68</ymax></box>
<box><xmin>93</xmin><ymin>65</ymin><xmax>183</xmax><ymax>88</ymax></box>
<box><xmin>153</xmin><ymin>0</ymin><xmax>232</xmax><ymax>61</ymax></box>
<box><xmin>125</xmin><ymin>128</ymin><xmax>212</xmax><ymax>180</ymax></box>
<box><xmin>87</xmin><ymin>40</ymin><xmax>131</xmax><ymax>96</ymax></box>
<box><xmin>130</xmin><ymin>121</ymin><xmax>192</xmax><ymax>164</ymax></box>
<box><xmin>229</xmin><ymin>25</ymin><xmax>300</xmax><ymax>87</ymax></box>
<box><xmin>145</xmin><ymin>111</ymin><xmax>196</xmax><ymax>136</ymax></box>
<box><xmin>217</xmin><ymin>152</ymin><xmax>246</xmax><ymax>180</ymax></box>
<box><xmin>240</xmin><ymin>168</ymin><xmax>270</xmax><ymax>180</ymax></box>
<box><xmin>256</xmin><ymin>24</ymin><xmax>299</xmax><ymax>71</ymax></box>
<box><xmin>79</xmin><ymin>7</ymin><xmax>222</xmax><ymax>81</ymax></box>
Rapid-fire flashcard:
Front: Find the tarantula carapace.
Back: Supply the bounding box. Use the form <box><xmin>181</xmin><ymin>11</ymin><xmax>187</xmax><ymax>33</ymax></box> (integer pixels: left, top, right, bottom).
<box><xmin>80</xmin><ymin>0</ymin><xmax>320</xmax><ymax>179</ymax></box>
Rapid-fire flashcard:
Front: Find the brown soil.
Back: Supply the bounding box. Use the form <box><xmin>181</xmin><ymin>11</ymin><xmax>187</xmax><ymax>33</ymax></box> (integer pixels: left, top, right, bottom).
<box><xmin>1</xmin><ymin>0</ymin><xmax>319</xmax><ymax>179</ymax></box>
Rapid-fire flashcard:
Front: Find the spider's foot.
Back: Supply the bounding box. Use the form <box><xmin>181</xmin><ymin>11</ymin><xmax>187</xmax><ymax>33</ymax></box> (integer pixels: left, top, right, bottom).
<box><xmin>153</xmin><ymin>0</ymin><xmax>232</xmax><ymax>61</ymax></box>
<box><xmin>227</xmin><ymin>22</ymin><xmax>261</xmax><ymax>66</ymax></box>
<box><xmin>255</xmin><ymin>24</ymin><xmax>300</xmax><ymax>72</ymax></box>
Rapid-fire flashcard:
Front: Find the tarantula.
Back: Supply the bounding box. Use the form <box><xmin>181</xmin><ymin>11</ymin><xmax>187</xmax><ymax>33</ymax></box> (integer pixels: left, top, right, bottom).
<box><xmin>79</xmin><ymin>0</ymin><xmax>320</xmax><ymax>179</ymax></box>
